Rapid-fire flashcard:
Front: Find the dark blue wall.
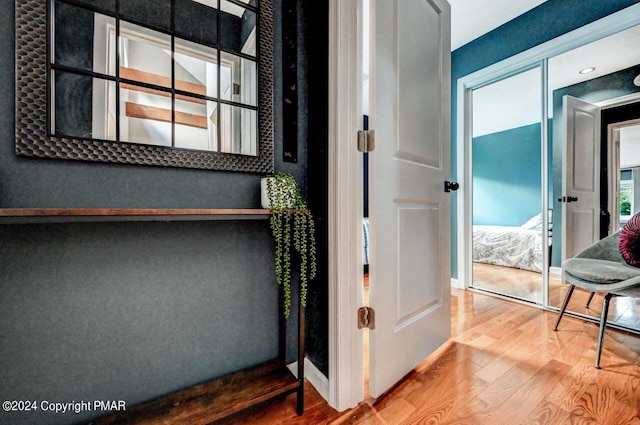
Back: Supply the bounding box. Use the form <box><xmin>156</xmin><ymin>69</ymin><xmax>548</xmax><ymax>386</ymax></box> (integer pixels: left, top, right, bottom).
<box><xmin>0</xmin><ymin>1</ymin><xmax>329</xmax><ymax>424</ymax></box>
<box><xmin>0</xmin><ymin>221</ymin><xmax>277</xmax><ymax>424</ymax></box>
<box><xmin>473</xmin><ymin>123</ymin><xmax>542</xmax><ymax>226</ymax></box>
<box><xmin>303</xmin><ymin>0</ymin><xmax>329</xmax><ymax>377</ymax></box>
<box><xmin>451</xmin><ymin>0</ymin><xmax>640</xmax><ymax>277</ymax></box>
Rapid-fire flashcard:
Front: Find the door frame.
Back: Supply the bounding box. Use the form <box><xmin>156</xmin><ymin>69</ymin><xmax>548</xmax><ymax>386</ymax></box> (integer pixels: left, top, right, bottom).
<box><xmin>328</xmin><ymin>0</ymin><xmax>365</xmax><ymax>411</ymax></box>
<box><xmin>458</xmin><ymin>61</ymin><xmax>549</xmax><ymax>304</ymax></box>
<box><xmin>456</xmin><ymin>4</ymin><xmax>640</xmax><ymax>301</ymax></box>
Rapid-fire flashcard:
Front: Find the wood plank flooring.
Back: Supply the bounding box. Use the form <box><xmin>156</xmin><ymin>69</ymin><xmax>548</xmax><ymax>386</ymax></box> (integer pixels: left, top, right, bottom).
<box><xmin>473</xmin><ymin>262</ymin><xmax>640</xmax><ymax>329</ymax></box>
<box><xmin>472</xmin><ymin>262</ymin><xmax>543</xmax><ymax>303</ymax></box>
<box><xmin>215</xmin><ymin>288</ymin><xmax>640</xmax><ymax>424</ymax></box>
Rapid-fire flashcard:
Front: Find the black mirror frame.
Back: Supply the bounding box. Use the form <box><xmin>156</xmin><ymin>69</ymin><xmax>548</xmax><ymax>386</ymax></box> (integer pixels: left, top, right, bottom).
<box><xmin>15</xmin><ymin>0</ymin><xmax>274</xmax><ymax>173</ymax></box>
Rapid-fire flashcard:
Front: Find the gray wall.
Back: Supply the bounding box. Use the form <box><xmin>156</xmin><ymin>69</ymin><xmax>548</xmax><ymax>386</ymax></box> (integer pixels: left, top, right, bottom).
<box><xmin>0</xmin><ymin>1</ymin><xmax>312</xmax><ymax>424</ymax></box>
<box><xmin>1</xmin><ymin>221</ymin><xmax>277</xmax><ymax>424</ymax></box>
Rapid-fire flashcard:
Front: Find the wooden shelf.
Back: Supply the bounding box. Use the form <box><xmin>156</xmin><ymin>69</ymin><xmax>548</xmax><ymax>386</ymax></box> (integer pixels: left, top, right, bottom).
<box><xmin>85</xmin><ymin>360</ymin><xmax>300</xmax><ymax>425</ymax></box>
<box><xmin>5</xmin><ymin>206</ymin><xmax>307</xmax><ymax>421</ymax></box>
<box><xmin>0</xmin><ymin>208</ymin><xmax>271</xmax><ymax>224</ymax></box>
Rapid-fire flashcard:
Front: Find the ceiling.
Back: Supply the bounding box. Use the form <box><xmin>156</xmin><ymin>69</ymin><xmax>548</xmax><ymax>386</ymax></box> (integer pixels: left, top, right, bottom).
<box><xmin>449</xmin><ymin>0</ymin><xmax>547</xmax><ymax>50</ymax></box>
<box><xmin>364</xmin><ymin>0</ymin><xmax>640</xmax><ymax>119</ymax></box>
<box><xmin>460</xmin><ymin>2</ymin><xmax>640</xmax><ymax>137</ymax></box>
<box><xmin>548</xmin><ymin>23</ymin><xmax>640</xmax><ymax>91</ymax></box>
<box><xmin>449</xmin><ymin>0</ymin><xmax>640</xmax><ymax>90</ymax></box>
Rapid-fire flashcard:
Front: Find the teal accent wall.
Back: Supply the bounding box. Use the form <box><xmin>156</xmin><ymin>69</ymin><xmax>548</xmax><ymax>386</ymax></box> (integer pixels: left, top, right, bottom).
<box><xmin>473</xmin><ymin>123</ymin><xmax>542</xmax><ymax>226</ymax></box>
<box><xmin>450</xmin><ymin>0</ymin><xmax>640</xmax><ymax>278</ymax></box>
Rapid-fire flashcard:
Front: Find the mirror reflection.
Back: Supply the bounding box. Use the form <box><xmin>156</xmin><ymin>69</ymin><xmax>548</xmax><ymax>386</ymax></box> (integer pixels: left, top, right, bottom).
<box><xmin>548</xmin><ymin>24</ymin><xmax>640</xmax><ymax>329</ymax></box>
<box><xmin>51</xmin><ymin>0</ymin><xmax>258</xmax><ymax>156</ymax></box>
<box><xmin>470</xmin><ymin>67</ymin><xmax>544</xmax><ymax>304</ymax></box>
<box><xmin>619</xmin><ymin>125</ymin><xmax>640</xmax><ymax>228</ymax></box>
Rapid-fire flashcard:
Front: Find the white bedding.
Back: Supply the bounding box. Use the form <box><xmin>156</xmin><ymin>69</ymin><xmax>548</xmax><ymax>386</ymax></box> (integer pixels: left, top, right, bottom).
<box><xmin>363</xmin><ymin>217</ymin><xmax>369</xmax><ymax>265</ymax></box>
<box><xmin>473</xmin><ymin>225</ymin><xmax>544</xmax><ymax>273</ymax></box>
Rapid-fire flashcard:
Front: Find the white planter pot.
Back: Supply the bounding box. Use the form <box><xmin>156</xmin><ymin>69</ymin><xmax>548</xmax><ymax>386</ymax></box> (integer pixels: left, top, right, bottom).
<box><xmin>260</xmin><ymin>178</ymin><xmax>272</xmax><ymax>209</ymax></box>
<box><xmin>261</xmin><ymin>177</ymin><xmax>295</xmax><ymax>209</ymax></box>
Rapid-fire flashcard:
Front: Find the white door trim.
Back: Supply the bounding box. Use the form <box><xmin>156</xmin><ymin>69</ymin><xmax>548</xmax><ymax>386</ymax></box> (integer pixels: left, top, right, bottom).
<box><xmin>328</xmin><ymin>0</ymin><xmax>365</xmax><ymax>412</ymax></box>
<box><xmin>456</xmin><ymin>3</ymin><xmax>640</xmax><ymax>290</ymax></box>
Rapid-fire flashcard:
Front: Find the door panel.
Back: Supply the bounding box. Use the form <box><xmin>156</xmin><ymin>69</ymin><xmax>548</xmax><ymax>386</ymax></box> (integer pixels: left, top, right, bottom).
<box><xmin>568</xmin><ymin>209</ymin><xmax>597</xmax><ymax>256</ymax></box>
<box><xmin>369</xmin><ymin>0</ymin><xmax>451</xmax><ymax>398</ymax></box>
<box><xmin>572</xmin><ymin>111</ymin><xmax>597</xmax><ymax>192</ymax></box>
<box><xmin>397</xmin><ymin>0</ymin><xmax>441</xmax><ymax>167</ymax></box>
<box><xmin>397</xmin><ymin>207</ymin><xmax>441</xmax><ymax>322</ymax></box>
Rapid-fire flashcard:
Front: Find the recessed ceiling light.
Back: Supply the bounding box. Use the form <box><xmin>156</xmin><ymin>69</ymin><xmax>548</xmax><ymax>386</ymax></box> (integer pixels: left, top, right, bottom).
<box><xmin>634</xmin><ymin>74</ymin><xmax>640</xmax><ymax>87</ymax></box>
<box><xmin>579</xmin><ymin>67</ymin><xmax>596</xmax><ymax>74</ymax></box>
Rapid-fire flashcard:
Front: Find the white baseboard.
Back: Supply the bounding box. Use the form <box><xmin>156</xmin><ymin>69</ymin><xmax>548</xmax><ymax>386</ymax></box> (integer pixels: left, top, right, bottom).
<box><xmin>549</xmin><ymin>266</ymin><xmax>562</xmax><ymax>277</ymax></box>
<box><xmin>287</xmin><ymin>357</ymin><xmax>329</xmax><ymax>402</ymax></box>
<box><xmin>451</xmin><ymin>278</ymin><xmax>464</xmax><ymax>289</ymax></box>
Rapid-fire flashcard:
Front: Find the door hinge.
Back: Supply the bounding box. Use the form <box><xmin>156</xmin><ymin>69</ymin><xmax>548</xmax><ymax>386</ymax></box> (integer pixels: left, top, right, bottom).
<box><xmin>358</xmin><ymin>306</ymin><xmax>375</xmax><ymax>329</ymax></box>
<box><xmin>357</xmin><ymin>130</ymin><xmax>375</xmax><ymax>153</ymax></box>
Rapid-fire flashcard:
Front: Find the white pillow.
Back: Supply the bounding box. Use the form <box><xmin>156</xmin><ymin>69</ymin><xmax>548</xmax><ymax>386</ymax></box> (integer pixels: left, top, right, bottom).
<box><xmin>521</xmin><ymin>213</ymin><xmax>542</xmax><ymax>230</ymax></box>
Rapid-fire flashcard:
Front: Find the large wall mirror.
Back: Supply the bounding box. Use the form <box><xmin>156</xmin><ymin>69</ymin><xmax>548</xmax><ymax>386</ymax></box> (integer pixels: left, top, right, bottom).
<box><xmin>547</xmin><ymin>23</ymin><xmax>640</xmax><ymax>329</ymax></box>
<box><xmin>469</xmin><ymin>66</ymin><xmax>545</xmax><ymax>304</ymax></box>
<box><xmin>16</xmin><ymin>0</ymin><xmax>274</xmax><ymax>172</ymax></box>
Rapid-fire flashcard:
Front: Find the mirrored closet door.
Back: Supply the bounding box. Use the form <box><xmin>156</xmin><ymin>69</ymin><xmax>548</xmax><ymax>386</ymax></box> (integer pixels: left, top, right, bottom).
<box><xmin>547</xmin><ymin>23</ymin><xmax>640</xmax><ymax>330</ymax></box>
<box><xmin>470</xmin><ymin>66</ymin><xmax>545</xmax><ymax>304</ymax></box>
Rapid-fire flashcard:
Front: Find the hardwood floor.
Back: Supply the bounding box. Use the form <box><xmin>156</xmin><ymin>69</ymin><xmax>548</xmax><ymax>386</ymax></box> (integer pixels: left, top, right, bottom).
<box><xmin>549</xmin><ymin>274</ymin><xmax>640</xmax><ymax>330</ymax></box>
<box><xmin>217</xmin><ymin>288</ymin><xmax>640</xmax><ymax>424</ymax></box>
<box><xmin>472</xmin><ymin>262</ymin><xmax>543</xmax><ymax>303</ymax></box>
<box><xmin>473</xmin><ymin>262</ymin><xmax>640</xmax><ymax>329</ymax></box>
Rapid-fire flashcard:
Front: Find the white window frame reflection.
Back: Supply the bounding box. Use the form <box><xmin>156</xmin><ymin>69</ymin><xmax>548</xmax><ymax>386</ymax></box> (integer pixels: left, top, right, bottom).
<box><xmin>87</xmin><ymin>8</ymin><xmax>257</xmax><ymax>154</ymax></box>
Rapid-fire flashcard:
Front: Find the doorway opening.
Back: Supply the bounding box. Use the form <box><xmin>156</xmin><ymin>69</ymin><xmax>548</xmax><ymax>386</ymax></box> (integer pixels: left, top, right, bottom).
<box><xmin>615</xmin><ymin>122</ymin><xmax>640</xmax><ymax>229</ymax></box>
<box><xmin>604</xmin><ymin>102</ymin><xmax>640</xmax><ymax>233</ymax></box>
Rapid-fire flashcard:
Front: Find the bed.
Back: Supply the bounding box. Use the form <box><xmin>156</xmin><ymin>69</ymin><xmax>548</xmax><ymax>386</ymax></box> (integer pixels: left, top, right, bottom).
<box><xmin>473</xmin><ymin>213</ymin><xmax>551</xmax><ymax>273</ymax></box>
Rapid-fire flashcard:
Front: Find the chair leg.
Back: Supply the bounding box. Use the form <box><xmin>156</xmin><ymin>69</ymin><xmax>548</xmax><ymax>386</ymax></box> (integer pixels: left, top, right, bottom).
<box><xmin>553</xmin><ymin>284</ymin><xmax>575</xmax><ymax>331</ymax></box>
<box><xmin>595</xmin><ymin>293</ymin><xmax>614</xmax><ymax>369</ymax></box>
<box><xmin>585</xmin><ymin>291</ymin><xmax>596</xmax><ymax>309</ymax></box>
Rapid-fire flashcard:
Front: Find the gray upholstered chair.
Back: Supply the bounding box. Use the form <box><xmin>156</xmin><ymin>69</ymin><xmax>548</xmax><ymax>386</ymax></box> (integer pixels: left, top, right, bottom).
<box><xmin>553</xmin><ymin>231</ymin><xmax>640</xmax><ymax>368</ymax></box>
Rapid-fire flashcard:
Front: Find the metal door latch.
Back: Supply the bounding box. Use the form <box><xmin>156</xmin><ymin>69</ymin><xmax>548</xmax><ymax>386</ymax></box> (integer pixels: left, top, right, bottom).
<box><xmin>557</xmin><ymin>196</ymin><xmax>578</xmax><ymax>203</ymax></box>
<box><xmin>444</xmin><ymin>181</ymin><xmax>460</xmax><ymax>192</ymax></box>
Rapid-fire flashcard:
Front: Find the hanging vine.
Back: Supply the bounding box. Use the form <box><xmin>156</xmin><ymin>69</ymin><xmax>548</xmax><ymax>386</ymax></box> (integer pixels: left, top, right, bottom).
<box><xmin>266</xmin><ymin>173</ymin><xmax>317</xmax><ymax>318</ymax></box>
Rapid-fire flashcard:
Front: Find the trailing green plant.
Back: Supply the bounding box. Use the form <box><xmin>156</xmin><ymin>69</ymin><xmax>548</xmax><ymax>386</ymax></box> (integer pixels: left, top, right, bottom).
<box><xmin>265</xmin><ymin>173</ymin><xmax>317</xmax><ymax>318</ymax></box>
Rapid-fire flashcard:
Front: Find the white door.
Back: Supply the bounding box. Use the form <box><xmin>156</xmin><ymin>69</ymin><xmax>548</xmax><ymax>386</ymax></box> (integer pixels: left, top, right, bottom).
<box><xmin>561</xmin><ymin>95</ymin><xmax>601</xmax><ymax>260</ymax></box>
<box><xmin>368</xmin><ymin>0</ymin><xmax>451</xmax><ymax>398</ymax></box>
